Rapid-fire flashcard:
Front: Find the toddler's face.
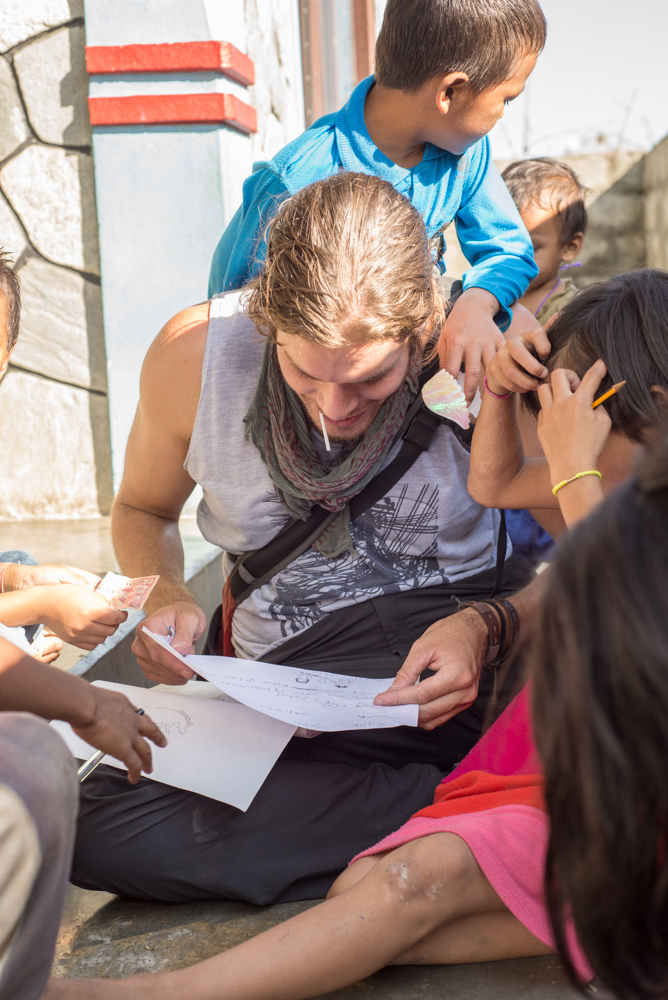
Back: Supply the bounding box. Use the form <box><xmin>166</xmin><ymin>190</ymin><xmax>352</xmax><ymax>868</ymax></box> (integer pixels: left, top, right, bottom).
<box><xmin>438</xmin><ymin>51</ymin><xmax>537</xmax><ymax>155</ymax></box>
<box><xmin>521</xmin><ymin>203</ymin><xmax>580</xmax><ymax>290</ymax></box>
<box><xmin>523</xmin><ymin>204</ymin><xmax>567</xmax><ymax>287</ymax></box>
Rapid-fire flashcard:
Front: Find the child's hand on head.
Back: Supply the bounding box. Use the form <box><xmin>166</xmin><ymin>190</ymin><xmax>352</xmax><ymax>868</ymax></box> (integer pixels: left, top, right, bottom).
<box><xmin>439</xmin><ymin>288</ymin><xmax>506</xmax><ymax>403</ymax></box>
<box><xmin>537</xmin><ymin>360</ymin><xmax>612</xmax><ymax>485</ymax></box>
<box><xmin>485</xmin><ymin>326</ymin><xmax>551</xmax><ymax>396</ymax></box>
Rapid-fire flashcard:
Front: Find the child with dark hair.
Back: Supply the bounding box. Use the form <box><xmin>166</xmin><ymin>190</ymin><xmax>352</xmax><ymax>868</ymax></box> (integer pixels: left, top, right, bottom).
<box><xmin>209</xmin><ymin>0</ymin><xmax>547</xmax><ymax>403</ymax></box>
<box><xmin>502</xmin><ymin>157</ymin><xmax>588</xmax><ymax>325</ymax></box>
<box><xmin>0</xmin><ymin>250</ymin><xmax>127</xmax><ymax>659</ymax></box>
<box><xmin>468</xmin><ymin>267</ymin><xmax>667</xmax><ymax>532</ymax></box>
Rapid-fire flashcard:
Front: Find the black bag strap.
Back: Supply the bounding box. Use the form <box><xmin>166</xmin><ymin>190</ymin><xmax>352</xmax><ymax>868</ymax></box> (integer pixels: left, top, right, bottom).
<box><xmin>228</xmin><ymin>338</ymin><xmax>504</xmax><ymax>607</ymax></box>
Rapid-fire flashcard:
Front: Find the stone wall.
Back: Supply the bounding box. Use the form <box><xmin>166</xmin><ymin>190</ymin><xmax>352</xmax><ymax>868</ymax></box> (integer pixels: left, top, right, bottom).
<box><xmin>644</xmin><ymin>133</ymin><xmax>668</xmax><ymax>272</ymax></box>
<box><xmin>443</xmin><ymin>149</ymin><xmax>647</xmax><ymax>290</ymax></box>
<box><xmin>0</xmin><ymin>0</ymin><xmax>111</xmax><ymax>518</ymax></box>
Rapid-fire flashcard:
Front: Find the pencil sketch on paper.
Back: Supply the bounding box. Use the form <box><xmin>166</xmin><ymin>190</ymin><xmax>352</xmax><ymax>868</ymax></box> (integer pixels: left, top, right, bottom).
<box><xmin>136</xmin><ymin>704</ymin><xmax>193</xmax><ymax>736</ymax></box>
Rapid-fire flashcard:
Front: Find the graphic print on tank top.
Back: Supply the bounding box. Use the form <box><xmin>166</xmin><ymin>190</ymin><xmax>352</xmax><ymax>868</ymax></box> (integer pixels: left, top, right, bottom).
<box><xmin>268</xmin><ymin>484</ymin><xmax>441</xmax><ymax>636</ymax></box>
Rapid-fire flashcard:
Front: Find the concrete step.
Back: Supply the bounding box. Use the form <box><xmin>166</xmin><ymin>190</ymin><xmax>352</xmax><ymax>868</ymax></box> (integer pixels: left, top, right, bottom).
<box><xmin>53</xmin><ymin>883</ymin><xmax>598</xmax><ymax>998</ymax></box>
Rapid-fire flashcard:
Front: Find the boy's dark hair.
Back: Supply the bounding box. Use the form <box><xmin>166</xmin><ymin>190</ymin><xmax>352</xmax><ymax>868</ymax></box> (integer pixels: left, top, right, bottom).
<box><xmin>531</xmin><ymin>439</ymin><xmax>668</xmax><ymax>998</ymax></box>
<box><xmin>522</xmin><ymin>269</ymin><xmax>668</xmax><ymax>442</ymax></box>
<box><xmin>375</xmin><ymin>0</ymin><xmax>547</xmax><ymax>94</ymax></box>
<box><xmin>502</xmin><ymin>157</ymin><xmax>588</xmax><ymax>243</ymax></box>
<box><xmin>0</xmin><ymin>249</ymin><xmax>20</xmax><ymax>351</ymax></box>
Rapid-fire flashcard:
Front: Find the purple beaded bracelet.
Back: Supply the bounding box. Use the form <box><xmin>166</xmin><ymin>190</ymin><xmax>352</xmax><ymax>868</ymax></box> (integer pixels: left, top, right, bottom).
<box><xmin>483</xmin><ymin>375</ymin><xmax>514</xmax><ymax>400</ymax></box>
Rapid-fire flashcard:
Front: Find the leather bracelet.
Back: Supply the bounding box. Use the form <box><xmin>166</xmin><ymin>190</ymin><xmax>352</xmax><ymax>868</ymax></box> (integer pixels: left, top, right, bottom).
<box><xmin>487</xmin><ymin>599</ymin><xmax>507</xmax><ymax>662</ymax></box>
<box><xmin>454</xmin><ymin>599</ymin><xmax>502</xmax><ymax>665</ymax></box>
<box><xmin>489</xmin><ymin>598</ymin><xmax>520</xmax><ymax>665</ymax></box>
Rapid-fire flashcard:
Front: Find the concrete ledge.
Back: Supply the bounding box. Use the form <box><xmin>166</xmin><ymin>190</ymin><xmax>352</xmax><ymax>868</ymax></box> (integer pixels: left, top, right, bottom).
<box><xmin>54</xmin><ymin>885</ymin><xmax>595</xmax><ymax>997</ymax></box>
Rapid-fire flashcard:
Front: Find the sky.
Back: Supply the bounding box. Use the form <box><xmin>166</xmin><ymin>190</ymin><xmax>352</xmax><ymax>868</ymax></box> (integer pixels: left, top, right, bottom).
<box><xmin>489</xmin><ymin>0</ymin><xmax>668</xmax><ymax>160</ymax></box>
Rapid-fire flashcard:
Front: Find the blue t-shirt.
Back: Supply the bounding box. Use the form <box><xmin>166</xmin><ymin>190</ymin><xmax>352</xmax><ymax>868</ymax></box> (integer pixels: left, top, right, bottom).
<box><xmin>208</xmin><ymin>75</ymin><xmax>538</xmax><ymax>329</ymax></box>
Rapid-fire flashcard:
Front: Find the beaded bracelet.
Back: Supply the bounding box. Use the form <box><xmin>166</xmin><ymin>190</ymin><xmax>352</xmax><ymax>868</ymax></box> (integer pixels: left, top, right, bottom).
<box><xmin>552</xmin><ymin>469</ymin><xmax>602</xmax><ymax>496</ymax></box>
<box><xmin>483</xmin><ymin>375</ymin><xmax>513</xmax><ymax>400</ymax></box>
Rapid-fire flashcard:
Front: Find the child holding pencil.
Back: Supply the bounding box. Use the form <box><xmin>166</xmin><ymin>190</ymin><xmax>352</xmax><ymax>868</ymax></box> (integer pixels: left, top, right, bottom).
<box><xmin>467</xmin><ymin>268</ymin><xmax>666</xmax><ymax>531</ymax></box>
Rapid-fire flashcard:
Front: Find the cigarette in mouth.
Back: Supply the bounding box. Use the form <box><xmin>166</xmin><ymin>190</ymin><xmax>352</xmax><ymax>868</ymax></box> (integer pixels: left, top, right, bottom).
<box><xmin>319</xmin><ymin>411</ymin><xmax>331</xmax><ymax>452</ymax></box>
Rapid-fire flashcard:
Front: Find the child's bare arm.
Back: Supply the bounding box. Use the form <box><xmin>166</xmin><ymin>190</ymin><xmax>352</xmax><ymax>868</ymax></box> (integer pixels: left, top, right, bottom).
<box><xmin>0</xmin><ymin>637</ymin><xmax>166</xmax><ymax>782</ymax></box>
<box><xmin>468</xmin><ymin>326</ymin><xmax>557</xmax><ymax>510</ymax></box>
<box><xmin>536</xmin><ymin>363</ymin><xmax>611</xmax><ymax>527</ymax></box>
<box><xmin>0</xmin><ymin>584</ymin><xmax>126</xmax><ymax>649</ymax></box>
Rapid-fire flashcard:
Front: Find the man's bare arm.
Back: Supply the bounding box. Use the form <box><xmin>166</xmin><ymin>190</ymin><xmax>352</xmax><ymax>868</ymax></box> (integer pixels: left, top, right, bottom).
<box><xmin>112</xmin><ymin>301</ymin><xmax>211</xmax><ymax>684</ymax></box>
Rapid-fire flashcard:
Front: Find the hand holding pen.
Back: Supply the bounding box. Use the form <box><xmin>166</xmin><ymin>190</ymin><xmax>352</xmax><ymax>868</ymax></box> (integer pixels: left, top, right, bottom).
<box><xmin>74</xmin><ymin>686</ymin><xmax>167</xmax><ymax>784</ymax></box>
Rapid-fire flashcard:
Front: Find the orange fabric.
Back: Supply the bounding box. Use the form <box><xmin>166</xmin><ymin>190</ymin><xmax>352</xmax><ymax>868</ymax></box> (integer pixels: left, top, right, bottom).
<box><xmin>413</xmin><ymin>769</ymin><xmax>546</xmax><ymax>822</ymax></box>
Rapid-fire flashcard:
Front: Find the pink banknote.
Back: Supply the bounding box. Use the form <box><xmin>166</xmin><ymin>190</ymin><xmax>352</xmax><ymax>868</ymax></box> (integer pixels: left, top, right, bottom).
<box><xmin>95</xmin><ymin>572</ymin><xmax>159</xmax><ymax>611</ymax></box>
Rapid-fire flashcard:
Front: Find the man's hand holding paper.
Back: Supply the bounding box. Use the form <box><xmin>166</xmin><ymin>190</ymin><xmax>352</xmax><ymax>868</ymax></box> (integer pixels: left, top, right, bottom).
<box><xmin>144</xmin><ymin>630</ymin><xmax>419</xmax><ymax>731</ymax></box>
<box><xmin>135</xmin><ymin>602</ymin><xmax>208</xmax><ymax>684</ymax></box>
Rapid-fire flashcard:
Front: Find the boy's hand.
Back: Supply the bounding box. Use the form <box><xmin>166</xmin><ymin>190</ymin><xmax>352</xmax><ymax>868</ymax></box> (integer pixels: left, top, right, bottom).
<box><xmin>439</xmin><ymin>288</ymin><xmax>506</xmax><ymax>404</ymax></box>
<box><xmin>374</xmin><ymin>609</ymin><xmax>488</xmax><ymax>729</ymax></box>
<box><xmin>39</xmin><ymin>584</ymin><xmax>127</xmax><ymax>649</ymax></box>
<box><xmin>133</xmin><ymin>601</ymin><xmax>208</xmax><ymax>685</ymax></box>
<box><xmin>72</xmin><ymin>685</ymin><xmax>167</xmax><ymax>783</ymax></box>
<box><xmin>485</xmin><ymin>326</ymin><xmax>552</xmax><ymax>396</ymax></box>
<box><xmin>537</xmin><ymin>361</ymin><xmax>612</xmax><ymax>483</ymax></box>
<box><xmin>2</xmin><ymin>563</ymin><xmax>101</xmax><ymax>591</ymax></box>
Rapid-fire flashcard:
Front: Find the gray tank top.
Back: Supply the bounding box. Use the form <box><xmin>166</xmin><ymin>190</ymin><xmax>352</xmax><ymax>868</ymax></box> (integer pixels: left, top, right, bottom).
<box><xmin>185</xmin><ymin>293</ymin><xmax>507</xmax><ymax>660</ymax></box>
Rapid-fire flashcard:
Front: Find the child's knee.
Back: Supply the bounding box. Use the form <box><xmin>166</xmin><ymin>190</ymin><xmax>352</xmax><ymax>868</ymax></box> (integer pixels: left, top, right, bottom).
<box><xmin>373</xmin><ymin>835</ymin><xmax>476</xmax><ymax>905</ymax></box>
<box><xmin>327</xmin><ymin>855</ymin><xmax>384</xmax><ymax>898</ymax></box>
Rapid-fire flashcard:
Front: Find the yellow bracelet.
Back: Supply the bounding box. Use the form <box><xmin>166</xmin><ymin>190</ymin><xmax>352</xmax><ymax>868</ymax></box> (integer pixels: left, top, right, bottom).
<box><xmin>552</xmin><ymin>470</ymin><xmax>602</xmax><ymax>496</ymax></box>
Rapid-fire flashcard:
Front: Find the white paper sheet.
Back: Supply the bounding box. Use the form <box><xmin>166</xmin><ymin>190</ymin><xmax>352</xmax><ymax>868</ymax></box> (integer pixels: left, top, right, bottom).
<box><xmin>144</xmin><ymin>630</ymin><xmax>419</xmax><ymax>732</ymax></box>
<box><xmin>51</xmin><ymin>680</ymin><xmax>296</xmax><ymax>811</ymax></box>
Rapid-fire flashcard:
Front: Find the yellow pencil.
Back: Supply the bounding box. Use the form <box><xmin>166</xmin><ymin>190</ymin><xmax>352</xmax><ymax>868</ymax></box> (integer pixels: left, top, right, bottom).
<box><xmin>592</xmin><ymin>380</ymin><xmax>626</xmax><ymax>409</ymax></box>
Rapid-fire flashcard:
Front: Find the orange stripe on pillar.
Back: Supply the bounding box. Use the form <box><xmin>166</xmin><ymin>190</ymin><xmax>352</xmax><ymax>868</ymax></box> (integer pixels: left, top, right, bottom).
<box><xmin>88</xmin><ymin>93</ymin><xmax>258</xmax><ymax>133</ymax></box>
<box><xmin>85</xmin><ymin>41</ymin><xmax>255</xmax><ymax>87</ymax></box>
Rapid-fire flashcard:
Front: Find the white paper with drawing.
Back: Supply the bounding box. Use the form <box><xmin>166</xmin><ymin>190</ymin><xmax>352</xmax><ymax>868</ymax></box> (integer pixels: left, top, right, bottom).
<box><xmin>51</xmin><ymin>680</ymin><xmax>296</xmax><ymax>811</ymax></box>
<box><xmin>144</xmin><ymin>630</ymin><xmax>419</xmax><ymax>731</ymax></box>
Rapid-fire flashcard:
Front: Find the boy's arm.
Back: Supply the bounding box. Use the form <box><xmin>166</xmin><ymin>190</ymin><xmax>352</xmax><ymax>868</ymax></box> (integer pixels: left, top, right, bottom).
<box><xmin>455</xmin><ymin>136</ymin><xmax>538</xmax><ymax>329</ymax></box>
<box><xmin>207</xmin><ymin>166</ymin><xmax>290</xmax><ymax>296</ymax></box>
<box><xmin>0</xmin><ymin>637</ymin><xmax>166</xmax><ymax>782</ymax></box>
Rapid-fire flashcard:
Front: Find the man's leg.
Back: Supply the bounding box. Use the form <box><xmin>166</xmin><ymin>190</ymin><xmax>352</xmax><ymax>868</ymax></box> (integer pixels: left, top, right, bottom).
<box><xmin>0</xmin><ymin>714</ymin><xmax>78</xmax><ymax>1000</ymax></box>
<box><xmin>73</xmin><ymin>559</ymin><xmax>535</xmax><ymax>905</ymax></box>
<box><xmin>72</xmin><ymin>757</ymin><xmax>442</xmax><ymax>903</ymax></box>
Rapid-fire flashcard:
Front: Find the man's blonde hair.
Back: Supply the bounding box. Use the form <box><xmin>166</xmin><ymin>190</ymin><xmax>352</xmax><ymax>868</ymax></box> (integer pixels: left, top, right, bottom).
<box><xmin>245</xmin><ymin>172</ymin><xmax>442</xmax><ymax>349</ymax></box>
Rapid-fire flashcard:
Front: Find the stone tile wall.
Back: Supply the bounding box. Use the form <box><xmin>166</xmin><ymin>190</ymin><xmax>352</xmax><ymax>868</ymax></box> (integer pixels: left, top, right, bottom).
<box><xmin>644</xmin><ymin>134</ymin><xmax>668</xmax><ymax>272</ymax></box>
<box><xmin>0</xmin><ymin>0</ymin><xmax>112</xmax><ymax>518</ymax></box>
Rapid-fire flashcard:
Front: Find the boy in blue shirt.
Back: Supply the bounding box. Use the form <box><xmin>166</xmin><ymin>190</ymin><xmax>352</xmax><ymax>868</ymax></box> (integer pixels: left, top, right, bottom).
<box><xmin>209</xmin><ymin>0</ymin><xmax>546</xmax><ymax>402</ymax></box>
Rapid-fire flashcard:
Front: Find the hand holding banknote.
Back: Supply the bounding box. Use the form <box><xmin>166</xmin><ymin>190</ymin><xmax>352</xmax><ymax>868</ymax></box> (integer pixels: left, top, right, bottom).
<box><xmin>37</xmin><ymin>584</ymin><xmax>128</xmax><ymax>650</ymax></box>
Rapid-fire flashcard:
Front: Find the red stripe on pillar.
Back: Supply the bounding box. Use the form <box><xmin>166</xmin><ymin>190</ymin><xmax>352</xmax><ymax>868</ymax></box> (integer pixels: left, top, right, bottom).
<box><xmin>85</xmin><ymin>41</ymin><xmax>255</xmax><ymax>87</ymax></box>
<box><xmin>88</xmin><ymin>93</ymin><xmax>258</xmax><ymax>133</ymax></box>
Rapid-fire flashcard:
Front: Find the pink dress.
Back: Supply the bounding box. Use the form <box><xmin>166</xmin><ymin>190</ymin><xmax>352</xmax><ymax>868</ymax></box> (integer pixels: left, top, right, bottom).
<box><xmin>352</xmin><ymin>686</ymin><xmax>592</xmax><ymax>981</ymax></box>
